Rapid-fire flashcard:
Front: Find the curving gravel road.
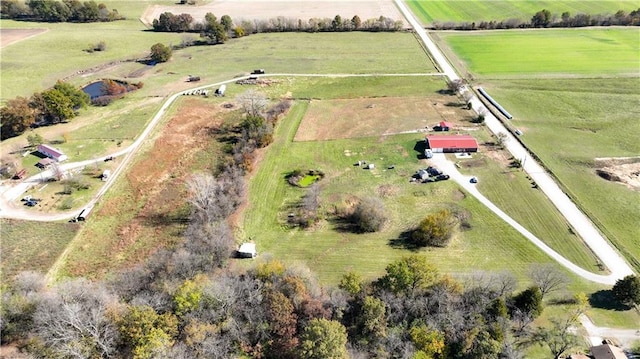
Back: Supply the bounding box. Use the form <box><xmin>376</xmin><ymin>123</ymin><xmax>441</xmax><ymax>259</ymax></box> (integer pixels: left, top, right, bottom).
<box><xmin>394</xmin><ymin>0</ymin><xmax>634</xmax><ymax>284</ymax></box>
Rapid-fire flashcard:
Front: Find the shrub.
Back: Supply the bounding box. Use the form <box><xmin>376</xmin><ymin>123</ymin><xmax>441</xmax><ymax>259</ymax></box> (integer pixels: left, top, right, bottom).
<box><xmin>411</xmin><ymin>209</ymin><xmax>456</xmax><ymax>247</ymax></box>
<box><xmin>351</xmin><ymin>197</ymin><xmax>387</xmax><ymax>232</ymax></box>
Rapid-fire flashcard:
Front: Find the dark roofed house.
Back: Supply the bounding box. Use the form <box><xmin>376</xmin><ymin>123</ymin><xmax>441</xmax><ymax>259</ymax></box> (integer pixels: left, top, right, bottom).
<box><xmin>425</xmin><ymin>135</ymin><xmax>478</xmax><ymax>153</ymax></box>
<box><xmin>590</xmin><ymin>343</ymin><xmax>628</xmax><ymax>359</ymax></box>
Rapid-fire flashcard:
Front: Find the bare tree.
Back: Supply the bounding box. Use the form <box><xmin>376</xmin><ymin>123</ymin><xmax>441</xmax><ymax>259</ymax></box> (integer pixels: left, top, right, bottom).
<box><xmin>236</xmin><ymin>89</ymin><xmax>269</xmax><ymax>117</ymax></box>
<box><xmin>447</xmin><ymin>79</ymin><xmax>465</xmax><ymax>94</ymax></box>
<box><xmin>186</xmin><ymin>171</ymin><xmax>245</xmax><ymax>224</ymax></box>
<box><xmin>33</xmin><ymin>278</ymin><xmax>120</xmax><ymax>358</ymax></box>
<box><xmin>496</xmin><ymin>132</ymin><xmax>509</xmax><ymax>148</ymax></box>
<box><xmin>529</xmin><ymin>264</ymin><xmax>569</xmax><ymax>299</ymax></box>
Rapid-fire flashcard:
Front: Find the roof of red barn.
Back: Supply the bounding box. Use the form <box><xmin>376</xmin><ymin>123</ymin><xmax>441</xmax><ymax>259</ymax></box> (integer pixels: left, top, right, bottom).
<box><xmin>37</xmin><ymin>144</ymin><xmax>65</xmax><ymax>158</ymax></box>
<box><xmin>425</xmin><ymin>135</ymin><xmax>478</xmax><ymax>149</ymax></box>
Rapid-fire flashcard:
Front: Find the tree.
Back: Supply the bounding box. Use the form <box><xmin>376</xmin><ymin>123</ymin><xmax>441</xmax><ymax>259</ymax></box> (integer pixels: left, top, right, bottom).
<box><xmin>612</xmin><ymin>274</ymin><xmax>640</xmax><ymax>306</ymax></box>
<box><xmin>512</xmin><ymin>286</ymin><xmax>543</xmax><ymax>318</ymax></box>
<box><xmin>529</xmin><ymin>264</ymin><xmax>569</xmax><ymax>299</ymax></box>
<box><xmin>496</xmin><ymin>132</ymin><xmax>508</xmax><ymax>147</ymax></box>
<box><xmin>150</xmin><ymin>43</ymin><xmax>172</xmax><ymax>63</ymax></box>
<box><xmin>236</xmin><ymin>89</ymin><xmax>269</xmax><ymax>117</ymax></box>
<box><xmin>351</xmin><ymin>197</ymin><xmax>387</xmax><ymax>232</ymax></box>
<box><xmin>529</xmin><ymin>317</ymin><xmax>580</xmax><ymax>359</ymax></box>
<box><xmin>264</xmin><ymin>290</ymin><xmax>298</xmax><ymax>358</ymax></box>
<box><xmin>117</xmin><ymin>305</ymin><xmax>179</xmax><ymax>359</ymax></box>
<box><xmin>446</xmin><ymin>79</ymin><xmax>464</xmax><ymax>94</ymax></box>
<box><xmin>41</xmin><ymin>88</ymin><xmax>76</xmax><ymax>122</ymax></box>
<box><xmin>410</xmin><ymin>324</ymin><xmax>446</xmax><ymax>358</ymax></box>
<box><xmin>26</xmin><ymin>133</ymin><xmax>44</xmax><ymax>148</ymax></box>
<box><xmin>0</xmin><ymin>96</ymin><xmax>36</xmax><ymax>139</ymax></box>
<box><xmin>355</xmin><ymin>296</ymin><xmax>387</xmax><ymax>343</ymax></box>
<box><xmin>531</xmin><ymin>9</ymin><xmax>552</xmax><ymax>27</ymax></box>
<box><xmin>377</xmin><ymin>255</ymin><xmax>440</xmax><ymax>296</ymax></box>
<box><xmin>339</xmin><ymin>272</ymin><xmax>362</xmax><ymax>296</ymax></box>
<box><xmin>53</xmin><ymin>80</ymin><xmax>90</xmax><ymax>109</ymax></box>
<box><xmin>203</xmin><ymin>12</ymin><xmax>227</xmax><ymax>43</ymax></box>
<box><xmin>32</xmin><ymin>279</ymin><xmax>119</xmax><ymax>359</ymax></box>
<box><xmin>351</xmin><ymin>15</ymin><xmax>361</xmax><ymax>29</ymax></box>
<box><xmin>299</xmin><ymin>318</ymin><xmax>348</xmax><ymax>359</ymax></box>
<box><xmin>220</xmin><ymin>14</ymin><xmax>233</xmax><ymax>32</ymax></box>
<box><xmin>411</xmin><ymin>209</ymin><xmax>456</xmax><ymax>247</ymax></box>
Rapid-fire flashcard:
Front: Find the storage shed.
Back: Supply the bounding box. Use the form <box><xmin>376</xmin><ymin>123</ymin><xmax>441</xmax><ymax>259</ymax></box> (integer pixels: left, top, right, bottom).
<box><xmin>37</xmin><ymin>144</ymin><xmax>68</xmax><ymax>162</ymax></box>
<box><xmin>434</xmin><ymin>121</ymin><xmax>453</xmax><ymax>131</ymax></box>
<box><xmin>425</xmin><ymin>135</ymin><xmax>478</xmax><ymax>153</ymax></box>
<box><xmin>237</xmin><ymin>243</ymin><xmax>257</xmax><ymax>258</ymax></box>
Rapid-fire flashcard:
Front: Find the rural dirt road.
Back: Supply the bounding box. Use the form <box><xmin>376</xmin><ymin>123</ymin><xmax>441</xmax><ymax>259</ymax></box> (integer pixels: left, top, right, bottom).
<box><xmin>394</xmin><ymin>0</ymin><xmax>634</xmax><ymax>284</ymax></box>
<box><xmin>580</xmin><ymin>314</ymin><xmax>640</xmax><ymax>347</ymax></box>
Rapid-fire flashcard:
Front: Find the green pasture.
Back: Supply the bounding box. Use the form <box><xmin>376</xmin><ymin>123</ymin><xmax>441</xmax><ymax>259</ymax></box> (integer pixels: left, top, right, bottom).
<box><xmin>406</xmin><ymin>0</ymin><xmax>640</xmax><ymax>24</ymax></box>
<box><xmin>1</xmin><ymin>28</ymin><xmax>436</xmax><ymax>102</ymax></box>
<box><xmin>0</xmin><ymin>219</ymin><xmax>79</xmax><ymax>283</ymax></box>
<box><xmin>457</xmin><ymin>151</ymin><xmax>604</xmax><ymax>273</ymax></box>
<box><xmin>482</xmin><ymin>78</ymin><xmax>640</xmax><ymax>271</ymax></box>
<box><xmin>438</xmin><ymin>28</ymin><xmax>640</xmax><ymax>77</ymax></box>
<box><xmin>238</xmin><ymin>97</ymin><xmax>605</xmax><ymax>286</ymax></box>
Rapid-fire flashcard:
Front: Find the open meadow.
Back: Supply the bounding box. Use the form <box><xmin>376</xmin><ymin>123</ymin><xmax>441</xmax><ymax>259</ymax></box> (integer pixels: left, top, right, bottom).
<box><xmin>437</xmin><ymin>28</ymin><xmax>640</xmax><ymax>78</ymax></box>
<box><xmin>407</xmin><ymin>0</ymin><xmax>640</xmax><ymax>25</ymax></box>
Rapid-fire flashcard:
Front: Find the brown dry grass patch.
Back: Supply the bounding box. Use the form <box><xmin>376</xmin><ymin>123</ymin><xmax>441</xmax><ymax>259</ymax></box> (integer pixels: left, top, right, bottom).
<box><xmin>295</xmin><ymin>96</ymin><xmax>472</xmax><ymax>141</ymax></box>
<box><xmin>63</xmin><ymin>98</ymin><xmax>226</xmax><ymax>278</ymax></box>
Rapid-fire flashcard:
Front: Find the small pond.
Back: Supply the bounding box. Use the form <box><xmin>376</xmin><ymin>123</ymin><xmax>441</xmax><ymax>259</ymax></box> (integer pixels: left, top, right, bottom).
<box><xmin>82</xmin><ymin>81</ymin><xmax>105</xmax><ymax>99</ymax></box>
<box><xmin>82</xmin><ymin>79</ymin><xmax>137</xmax><ymax>100</ymax></box>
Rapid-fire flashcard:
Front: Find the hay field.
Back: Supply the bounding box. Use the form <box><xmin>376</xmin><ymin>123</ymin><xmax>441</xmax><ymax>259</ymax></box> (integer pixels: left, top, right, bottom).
<box><xmin>140</xmin><ymin>0</ymin><xmax>406</xmax><ymax>27</ymax></box>
<box><xmin>295</xmin><ymin>96</ymin><xmax>473</xmax><ymax>141</ymax></box>
<box><xmin>0</xmin><ymin>28</ymin><xmax>48</xmax><ymax>48</ymax></box>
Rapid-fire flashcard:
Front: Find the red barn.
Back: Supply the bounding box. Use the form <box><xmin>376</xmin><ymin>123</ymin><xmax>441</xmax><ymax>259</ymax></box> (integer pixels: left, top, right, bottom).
<box><xmin>425</xmin><ymin>135</ymin><xmax>478</xmax><ymax>153</ymax></box>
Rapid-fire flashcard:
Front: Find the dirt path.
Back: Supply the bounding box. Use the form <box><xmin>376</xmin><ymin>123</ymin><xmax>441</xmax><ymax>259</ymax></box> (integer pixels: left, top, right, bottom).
<box><xmin>579</xmin><ymin>314</ymin><xmax>640</xmax><ymax>348</ymax></box>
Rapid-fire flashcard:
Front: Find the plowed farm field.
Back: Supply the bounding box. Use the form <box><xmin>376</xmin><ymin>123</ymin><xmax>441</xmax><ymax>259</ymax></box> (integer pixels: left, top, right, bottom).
<box><xmin>141</xmin><ymin>0</ymin><xmax>405</xmax><ymax>26</ymax></box>
<box><xmin>294</xmin><ymin>96</ymin><xmax>474</xmax><ymax>141</ymax></box>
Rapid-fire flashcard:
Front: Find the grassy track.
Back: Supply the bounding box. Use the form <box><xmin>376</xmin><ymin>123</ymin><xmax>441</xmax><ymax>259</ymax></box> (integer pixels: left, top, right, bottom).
<box><xmin>438</xmin><ymin>28</ymin><xmax>640</xmax><ymax>77</ymax></box>
<box><xmin>406</xmin><ymin>0</ymin><xmax>640</xmax><ymax>24</ymax></box>
<box><xmin>482</xmin><ymin>78</ymin><xmax>640</xmax><ymax>271</ymax></box>
<box><xmin>0</xmin><ymin>219</ymin><xmax>79</xmax><ymax>283</ymax></box>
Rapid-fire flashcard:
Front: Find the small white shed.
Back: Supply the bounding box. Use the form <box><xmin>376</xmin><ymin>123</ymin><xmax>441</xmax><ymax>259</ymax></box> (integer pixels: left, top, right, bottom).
<box><xmin>237</xmin><ymin>243</ymin><xmax>257</xmax><ymax>258</ymax></box>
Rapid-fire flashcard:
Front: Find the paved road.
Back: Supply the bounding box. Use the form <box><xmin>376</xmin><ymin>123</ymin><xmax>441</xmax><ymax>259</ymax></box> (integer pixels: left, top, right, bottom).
<box><xmin>394</xmin><ymin>0</ymin><xmax>634</xmax><ymax>284</ymax></box>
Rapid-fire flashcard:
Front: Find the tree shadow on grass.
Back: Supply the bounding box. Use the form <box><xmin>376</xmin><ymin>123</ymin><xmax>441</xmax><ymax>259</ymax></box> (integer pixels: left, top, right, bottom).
<box><xmin>413</xmin><ymin>141</ymin><xmax>428</xmax><ymax>160</ymax></box>
<box><xmin>328</xmin><ymin>216</ymin><xmax>362</xmax><ymax>234</ymax></box>
<box><xmin>588</xmin><ymin>289</ymin><xmax>631</xmax><ymax>311</ymax></box>
<box><xmin>388</xmin><ymin>230</ymin><xmax>422</xmax><ymax>251</ymax></box>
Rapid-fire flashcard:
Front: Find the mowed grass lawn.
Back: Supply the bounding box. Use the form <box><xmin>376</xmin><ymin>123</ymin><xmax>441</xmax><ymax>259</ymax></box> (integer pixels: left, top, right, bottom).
<box><xmin>407</xmin><ymin>0</ymin><xmax>640</xmax><ymax>24</ymax></box>
<box><xmin>482</xmin><ymin>78</ymin><xmax>640</xmax><ymax>271</ymax></box>
<box><xmin>0</xmin><ymin>219</ymin><xmax>79</xmax><ymax>283</ymax></box>
<box><xmin>239</xmin><ymin>100</ymin><xmax>560</xmax><ymax>285</ymax></box>
<box><xmin>439</xmin><ymin>28</ymin><xmax>640</xmax><ymax>77</ymax></box>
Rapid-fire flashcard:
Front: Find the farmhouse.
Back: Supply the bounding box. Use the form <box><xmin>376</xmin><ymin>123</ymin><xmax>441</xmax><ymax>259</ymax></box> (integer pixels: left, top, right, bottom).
<box><xmin>425</xmin><ymin>135</ymin><xmax>478</xmax><ymax>153</ymax></box>
<box><xmin>37</xmin><ymin>144</ymin><xmax>68</xmax><ymax>162</ymax></box>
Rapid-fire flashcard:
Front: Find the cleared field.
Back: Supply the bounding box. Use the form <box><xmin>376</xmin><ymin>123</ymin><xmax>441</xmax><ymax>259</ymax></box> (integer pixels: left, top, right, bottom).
<box><xmin>295</xmin><ymin>95</ymin><xmax>472</xmax><ymax>141</ymax></box>
<box><xmin>0</xmin><ymin>28</ymin><xmax>48</xmax><ymax>48</ymax></box>
<box><xmin>438</xmin><ymin>28</ymin><xmax>640</xmax><ymax>77</ymax></box>
<box><xmin>482</xmin><ymin>78</ymin><xmax>640</xmax><ymax>271</ymax></box>
<box><xmin>141</xmin><ymin>0</ymin><xmax>406</xmax><ymax>27</ymax></box>
<box><xmin>407</xmin><ymin>0</ymin><xmax>640</xmax><ymax>24</ymax></box>
<box><xmin>0</xmin><ymin>219</ymin><xmax>79</xmax><ymax>283</ymax></box>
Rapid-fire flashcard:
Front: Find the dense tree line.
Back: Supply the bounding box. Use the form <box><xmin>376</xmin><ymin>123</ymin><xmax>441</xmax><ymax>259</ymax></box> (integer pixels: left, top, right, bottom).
<box><xmin>152</xmin><ymin>12</ymin><xmax>403</xmax><ymax>43</ymax></box>
<box><xmin>1</xmin><ymin>81</ymin><xmax>89</xmax><ymax>140</ymax></box>
<box><xmin>432</xmin><ymin>8</ymin><xmax>640</xmax><ymax>30</ymax></box>
<box><xmin>0</xmin><ymin>0</ymin><xmax>123</xmax><ymax>22</ymax></box>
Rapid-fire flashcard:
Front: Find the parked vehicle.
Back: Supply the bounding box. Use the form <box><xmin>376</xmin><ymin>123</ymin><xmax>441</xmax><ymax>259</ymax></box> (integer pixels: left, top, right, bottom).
<box><xmin>251</xmin><ymin>69</ymin><xmax>265</xmax><ymax>74</ymax></box>
<box><xmin>435</xmin><ymin>174</ymin><xmax>450</xmax><ymax>181</ymax></box>
<box><xmin>104</xmin><ymin>156</ymin><xmax>114</xmax><ymax>162</ymax></box>
<box><xmin>427</xmin><ymin>166</ymin><xmax>442</xmax><ymax>176</ymax></box>
<box><xmin>470</xmin><ymin>176</ymin><xmax>478</xmax><ymax>183</ymax></box>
